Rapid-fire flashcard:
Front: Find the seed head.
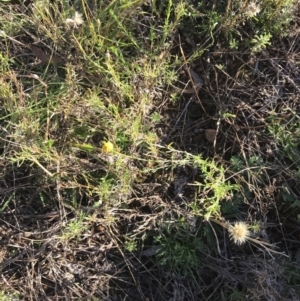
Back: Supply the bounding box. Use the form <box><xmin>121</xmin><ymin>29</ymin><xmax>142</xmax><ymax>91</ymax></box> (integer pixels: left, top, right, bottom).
<box><xmin>228</xmin><ymin>221</ymin><xmax>250</xmax><ymax>245</ymax></box>
<box><xmin>245</xmin><ymin>2</ymin><xmax>260</xmax><ymax>18</ymax></box>
<box><xmin>66</xmin><ymin>12</ymin><xmax>84</xmax><ymax>28</ymax></box>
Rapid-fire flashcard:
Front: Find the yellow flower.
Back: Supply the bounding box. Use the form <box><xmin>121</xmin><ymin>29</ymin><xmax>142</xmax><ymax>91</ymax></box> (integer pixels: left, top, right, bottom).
<box><xmin>228</xmin><ymin>221</ymin><xmax>250</xmax><ymax>245</ymax></box>
<box><xmin>102</xmin><ymin>141</ymin><xmax>114</xmax><ymax>153</ymax></box>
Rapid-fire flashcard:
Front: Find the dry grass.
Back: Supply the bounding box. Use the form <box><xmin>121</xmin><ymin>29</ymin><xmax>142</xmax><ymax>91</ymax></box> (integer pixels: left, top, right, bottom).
<box><xmin>0</xmin><ymin>0</ymin><xmax>300</xmax><ymax>300</ymax></box>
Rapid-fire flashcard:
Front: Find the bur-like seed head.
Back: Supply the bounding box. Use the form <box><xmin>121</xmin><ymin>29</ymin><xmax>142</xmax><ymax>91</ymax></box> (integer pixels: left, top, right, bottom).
<box><xmin>245</xmin><ymin>2</ymin><xmax>261</xmax><ymax>18</ymax></box>
<box><xmin>73</xmin><ymin>12</ymin><xmax>84</xmax><ymax>26</ymax></box>
<box><xmin>66</xmin><ymin>12</ymin><xmax>84</xmax><ymax>28</ymax></box>
<box><xmin>228</xmin><ymin>221</ymin><xmax>250</xmax><ymax>245</ymax></box>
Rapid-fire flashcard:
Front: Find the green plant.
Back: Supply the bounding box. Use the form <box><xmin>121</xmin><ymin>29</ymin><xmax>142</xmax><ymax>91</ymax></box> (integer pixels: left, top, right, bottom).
<box><xmin>251</xmin><ymin>32</ymin><xmax>272</xmax><ymax>52</ymax></box>
<box><xmin>155</xmin><ymin>225</ymin><xmax>204</xmax><ymax>275</ymax></box>
<box><xmin>144</xmin><ymin>147</ymin><xmax>238</xmax><ymax>220</ymax></box>
<box><xmin>267</xmin><ymin>111</ymin><xmax>300</xmax><ymax>162</ymax></box>
<box><xmin>62</xmin><ymin>212</ymin><xmax>87</xmax><ymax>241</ymax></box>
<box><xmin>124</xmin><ymin>237</ymin><xmax>137</xmax><ymax>252</ymax></box>
<box><xmin>229</xmin><ymin>36</ymin><xmax>239</xmax><ymax>50</ymax></box>
<box><xmin>0</xmin><ymin>291</ymin><xmax>19</xmax><ymax>301</ymax></box>
<box><xmin>191</xmin><ymin>153</ymin><xmax>238</xmax><ymax>220</ymax></box>
<box><xmin>228</xmin><ymin>288</ymin><xmax>247</xmax><ymax>301</ymax></box>
<box><xmin>249</xmin><ymin>220</ymin><xmax>261</xmax><ymax>234</ymax></box>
